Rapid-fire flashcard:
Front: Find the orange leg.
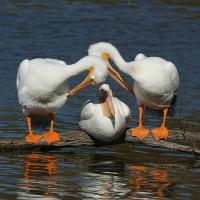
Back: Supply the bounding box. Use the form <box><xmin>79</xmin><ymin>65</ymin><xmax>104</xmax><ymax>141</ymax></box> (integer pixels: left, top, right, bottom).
<box><xmin>25</xmin><ymin>115</ymin><xmax>41</xmax><ymax>144</ymax></box>
<box><xmin>131</xmin><ymin>105</ymin><xmax>149</xmax><ymax>140</ymax></box>
<box><xmin>152</xmin><ymin>107</ymin><xmax>169</xmax><ymax>141</ymax></box>
<box><xmin>42</xmin><ymin>113</ymin><xmax>61</xmax><ymax>144</ymax></box>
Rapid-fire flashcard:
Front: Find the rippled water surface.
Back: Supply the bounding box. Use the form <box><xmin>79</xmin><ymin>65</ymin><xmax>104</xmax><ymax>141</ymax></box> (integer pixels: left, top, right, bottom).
<box><xmin>0</xmin><ymin>0</ymin><xmax>200</xmax><ymax>199</ymax></box>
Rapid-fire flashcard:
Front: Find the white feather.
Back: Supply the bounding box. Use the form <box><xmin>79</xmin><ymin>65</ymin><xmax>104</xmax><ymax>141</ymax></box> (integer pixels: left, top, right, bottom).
<box><xmin>16</xmin><ymin>56</ymin><xmax>108</xmax><ymax>115</ymax></box>
<box><xmin>79</xmin><ymin>85</ymin><xmax>131</xmax><ymax>142</ymax></box>
<box><xmin>89</xmin><ymin>42</ymin><xmax>179</xmax><ymax>109</ymax></box>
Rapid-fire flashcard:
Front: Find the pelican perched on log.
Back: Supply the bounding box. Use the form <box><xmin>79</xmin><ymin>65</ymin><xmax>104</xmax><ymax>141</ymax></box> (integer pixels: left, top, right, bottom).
<box><xmin>79</xmin><ymin>84</ymin><xmax>131</xmax><ymax>142</ymax></box>
<box><xmin>88</xmin><ymin>42</ymin><xmax>179</xmax><ymax>141</ymax></box>
<box><xmin>17</xmin><ymin>56</ymin><xmax>108</xmax><ymax>144</ymax></box>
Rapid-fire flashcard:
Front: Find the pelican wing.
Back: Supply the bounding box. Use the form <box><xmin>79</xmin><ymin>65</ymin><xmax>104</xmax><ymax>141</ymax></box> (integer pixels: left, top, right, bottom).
<box><xmin>166</xmin><ymin>61</ymin><xmax>179</xmax><ymax>93</ymax></box>
<box><xmin>113</xmin><ymin>98</ymin><xmax>131</xmax><ymax>122</ymax></box>
<box><xmin>16</xmin><ymin>59</ymin><xmax>29</xmax><ymax>90</ymax></box>
<box><xmin>80</xmin><ymin>101</ymin><xmax>95</xmax><ymax>121</ymax></box>
<box><xmin>44</xmin><ymin>58</ymin><xmax>67</xmax><ymax>65</ymax></box>
<box><xmin>118</xmin><ymin>100</ymin><xmax>132</xmax><ymax>122</ymax></box>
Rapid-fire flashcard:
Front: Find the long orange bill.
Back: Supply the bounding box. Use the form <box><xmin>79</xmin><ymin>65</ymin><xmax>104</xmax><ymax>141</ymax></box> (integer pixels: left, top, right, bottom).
<box><xmin>106</xmin><ymin>91</ymin><xmax>115</xmax><ymax>118</ymax></box>
<box><xmin>108</xmin><ymin>63</ymin><xmax>134</xmax><ymax>94</ymax></box>
<box><xmin>67</xmin><ymin>67</ymin><xmax>94</xmax><ymax>97</ymax></box>
<box><xmin>102</xmin><ymin>53</ymin><xmax>134</xmax><ymax>95</ymax></box>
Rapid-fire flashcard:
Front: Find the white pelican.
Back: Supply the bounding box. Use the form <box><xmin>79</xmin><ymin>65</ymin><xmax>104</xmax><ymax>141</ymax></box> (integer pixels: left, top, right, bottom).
<box><xmin>79</xmin><ymin>84</ymin><xmax>131</xmax><ymax>142</ymax></box>
<box><xmin>88</xmin><ymin>42</ymin><xmax>179</xmax><ymax>141</ymax></box>
<box><xmin>16</xmin><ymin>56</ymin><xmax>108</xmax><ymax>144</ymax></box>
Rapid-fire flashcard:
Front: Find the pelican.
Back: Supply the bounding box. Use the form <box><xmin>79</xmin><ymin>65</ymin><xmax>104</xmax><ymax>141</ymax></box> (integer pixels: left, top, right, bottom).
<box><xmin>88</xmin><ymin>42</ymin><xmax>179</xmax><ymax>141</ymax></box>
<box><xmin>79</xmin><ymin>84</ymin><xmax>131</xmax><ymax>142</ymax></box>
<box><xmin>16</xmin><ymin>56</ymin><xmax>108</xmax><ymax>144</ymax></box>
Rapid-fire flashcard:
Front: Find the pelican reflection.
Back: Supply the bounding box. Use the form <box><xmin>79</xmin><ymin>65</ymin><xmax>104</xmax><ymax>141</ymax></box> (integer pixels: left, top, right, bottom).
<box><xmin>128</xmin><ymin>165</ymin><xmax>171</xmax><ymax>199</ymax></box>
<box><xmin>17</xmin><ymin>153</ymin><xmax>60</xmax><ymax>200</ymax></box>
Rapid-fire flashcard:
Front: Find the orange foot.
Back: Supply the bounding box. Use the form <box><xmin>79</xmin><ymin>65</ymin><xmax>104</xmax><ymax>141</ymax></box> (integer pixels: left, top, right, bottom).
<box><xmin>25</xmin><ymin>134</ymin><xmax>42</xmax><ymax>144</ymax></box>
<box><xmin>42</xmin><ymin>131</ymin><xmax>61</xmax><ymax>144</ymax></box>
<box><xmin>131</xmin><ymin>127</ymin><xmax>149</xmax><ymax>140</ymax></box>
<box><xmin>152</xmin><ymin>127</ymin><xmax>168</xmax><ymax>141</ymax></box>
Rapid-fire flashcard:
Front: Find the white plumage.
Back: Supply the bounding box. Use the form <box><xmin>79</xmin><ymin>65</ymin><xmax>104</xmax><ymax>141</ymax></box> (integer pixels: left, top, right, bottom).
<box><xmin>16</xmin><ymin>56</ymin><xmax>108</xmax><ymax>144</ymax></box>
<box><xmin>132</xmin><ymin>53</ymin><xmax>179</xmax><ymax>109</ymax></box>
<box><xmin>88</xmin><ymin>42</ymin><xmax>179</xmax><ymax>141</ymax></box>
<box><xmin>17</xmin><ymin>58</ymin><xmax>69</xmax><ymax>115</ymax></box>
<box><xmin>17</xmin><ymin>57</ymin><xmax>107</xmax><ymax>115</ymax></box>
<box><xmin>79</xmin><ymin>84</ymin><xmax>131</xmax><ymax>142</ymax></box>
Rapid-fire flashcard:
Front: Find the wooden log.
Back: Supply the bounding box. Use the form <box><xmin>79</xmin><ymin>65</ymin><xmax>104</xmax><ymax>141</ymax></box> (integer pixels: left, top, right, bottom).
<box><xmin>0</xmin><ymin>131</ymin><xmax>95</xmax><ymax>152</ymax></box>
<box><xmin>125</xmin><ymin>130</ymin><xmax>200</xmax><ymax>155</ymax></box>
<box><xmin>0</xmin><ymin>129</ymin><xmax>199</xmax><ymax>155</ymax></box>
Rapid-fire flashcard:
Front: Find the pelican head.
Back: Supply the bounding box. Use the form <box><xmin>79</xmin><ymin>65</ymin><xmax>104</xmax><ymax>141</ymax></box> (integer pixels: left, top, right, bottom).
<box><xmin>67</xmin><ymin>56</ymin><xmax>108</xmax><ymax>96</ymax></box>
<box><xmin>99</xmin><ymin>84</ymin><xmax>115</xmax><ymax>117</ymax></box>
<box><xmin>99</xmin><ymin>84</ymin><xmax>113</xmax><ymax>97</ymax></box>
<box><xmin>88</xmin><ymin>42</ymin><xmax>134</xmax><ymax>94</ymax></box>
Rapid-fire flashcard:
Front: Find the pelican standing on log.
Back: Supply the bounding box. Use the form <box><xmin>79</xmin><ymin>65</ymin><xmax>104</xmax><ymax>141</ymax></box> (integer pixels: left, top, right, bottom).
<box><xmin>79</xmin><ymin>84</ymin><xmax>131</xmax><ymax>142</ymax></box>
<box><xmin>17</xmin><ymin>56</ymin><xmax>108</xmax><ymax>144</ymax></box>
<box><xmin>88</xmin><ymin>42</ymin><xmax>179</xmax><ymax>141</ymax></box>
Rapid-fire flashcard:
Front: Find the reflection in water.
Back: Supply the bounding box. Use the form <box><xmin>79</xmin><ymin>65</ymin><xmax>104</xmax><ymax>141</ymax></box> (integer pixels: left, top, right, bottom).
<box><xmin>16</xmin><ymin>153</ymin><xmax>172</xmax><ymax>200</ymax></box>
<box><xmin>79</xmin><ymin>159</ymin><xmax>130</xmax><ymax>199</ymax></box>
<box><xmin>128</xmin><ymin>165</ymin><xmax>171</xmax><ymax>200</ymax></box>
<box><xmin>0</xmin><ymin>0</ymin><xmax>200</xmax><ymax>199</ymax></box>
<box><xmin>79</xmin><ymin>158</ymin><xmax>172</xmax><ymax>199</ymax></box>
<box><xmin>17</xmin><ymin>153</ymin><xmax>60</xmax><ymax>200</ymax></box>
<box><xmin>0</xmin><ymin>149</ymin><xmax>198</xmax><ymax>200</ymax></box>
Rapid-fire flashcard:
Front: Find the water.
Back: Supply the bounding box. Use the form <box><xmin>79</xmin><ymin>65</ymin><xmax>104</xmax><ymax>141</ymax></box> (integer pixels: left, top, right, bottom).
<box><xmin>0</xmin><ymin>0</ymin><xmax>200</xmax><ymax>199</ymax></box>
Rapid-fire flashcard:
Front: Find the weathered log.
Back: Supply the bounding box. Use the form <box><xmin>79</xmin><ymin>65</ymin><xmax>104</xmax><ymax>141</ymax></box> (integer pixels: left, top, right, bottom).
<box><xmin>126</xmin><ymin>130</ymin><xmax>200</xmax><ymax>155</ymax></box>
<box><xmin>0</xmin><ymin>129</ymin><xmax>199</xmax><ymax>155</ymax></box>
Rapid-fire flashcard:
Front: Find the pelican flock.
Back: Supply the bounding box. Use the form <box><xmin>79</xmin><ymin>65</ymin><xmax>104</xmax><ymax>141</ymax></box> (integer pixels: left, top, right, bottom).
<box><xmin>17</xmin><ymin>42</ymin><xmax>179</xmax><ymax>144</ymax></box>
<box><xmin>79</xmin><ymin>84</ymin><xmax>131</xmax><ymax>142</ymax></box>
<box><xmin>88</xmin><ymin>42</ymin><xmax>179</xmax><ymax>141</ymax></box>
<box><xmin>17</xmin><ymin>56</ymin><xmax>108</xmax><ymax>144</ymax></box>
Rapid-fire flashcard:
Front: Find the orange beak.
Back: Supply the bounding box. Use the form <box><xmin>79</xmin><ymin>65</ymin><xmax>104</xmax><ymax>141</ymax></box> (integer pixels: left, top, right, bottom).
<box><xmin>103</xmin><ymin>53</ymin><xmax>134</xmax><ymax>95</ymax></box>
<box><xmin>106</xmin><ymin>90</ymin><xmax>115</xmax><ymax>118</ymax></box>
<box><xmin>67</xmin><ymin>67</ymin><xmax>95</xmax><ymax>97</ymax></box>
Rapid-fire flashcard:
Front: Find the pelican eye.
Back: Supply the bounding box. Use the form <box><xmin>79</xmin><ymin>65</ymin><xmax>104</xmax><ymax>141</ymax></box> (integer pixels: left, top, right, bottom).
<box><xmin>90</xmin><ymin>75</ymin><xmax>97</xmax><ymax>84</ymax></box>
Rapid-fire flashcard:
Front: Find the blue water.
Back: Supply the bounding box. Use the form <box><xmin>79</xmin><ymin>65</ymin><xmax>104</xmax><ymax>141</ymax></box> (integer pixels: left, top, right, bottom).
<box><xmin>0</xmin><ymin>0</ymin><xmax>200</xmax><ymax>199</ymax></box>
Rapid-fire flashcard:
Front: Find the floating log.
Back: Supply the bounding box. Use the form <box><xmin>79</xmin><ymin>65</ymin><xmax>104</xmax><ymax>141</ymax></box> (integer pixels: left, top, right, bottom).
<box><xmin>0</xmin><ymin>129</ymin><xmax>200</xmax><ymax>155</ymax></box>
